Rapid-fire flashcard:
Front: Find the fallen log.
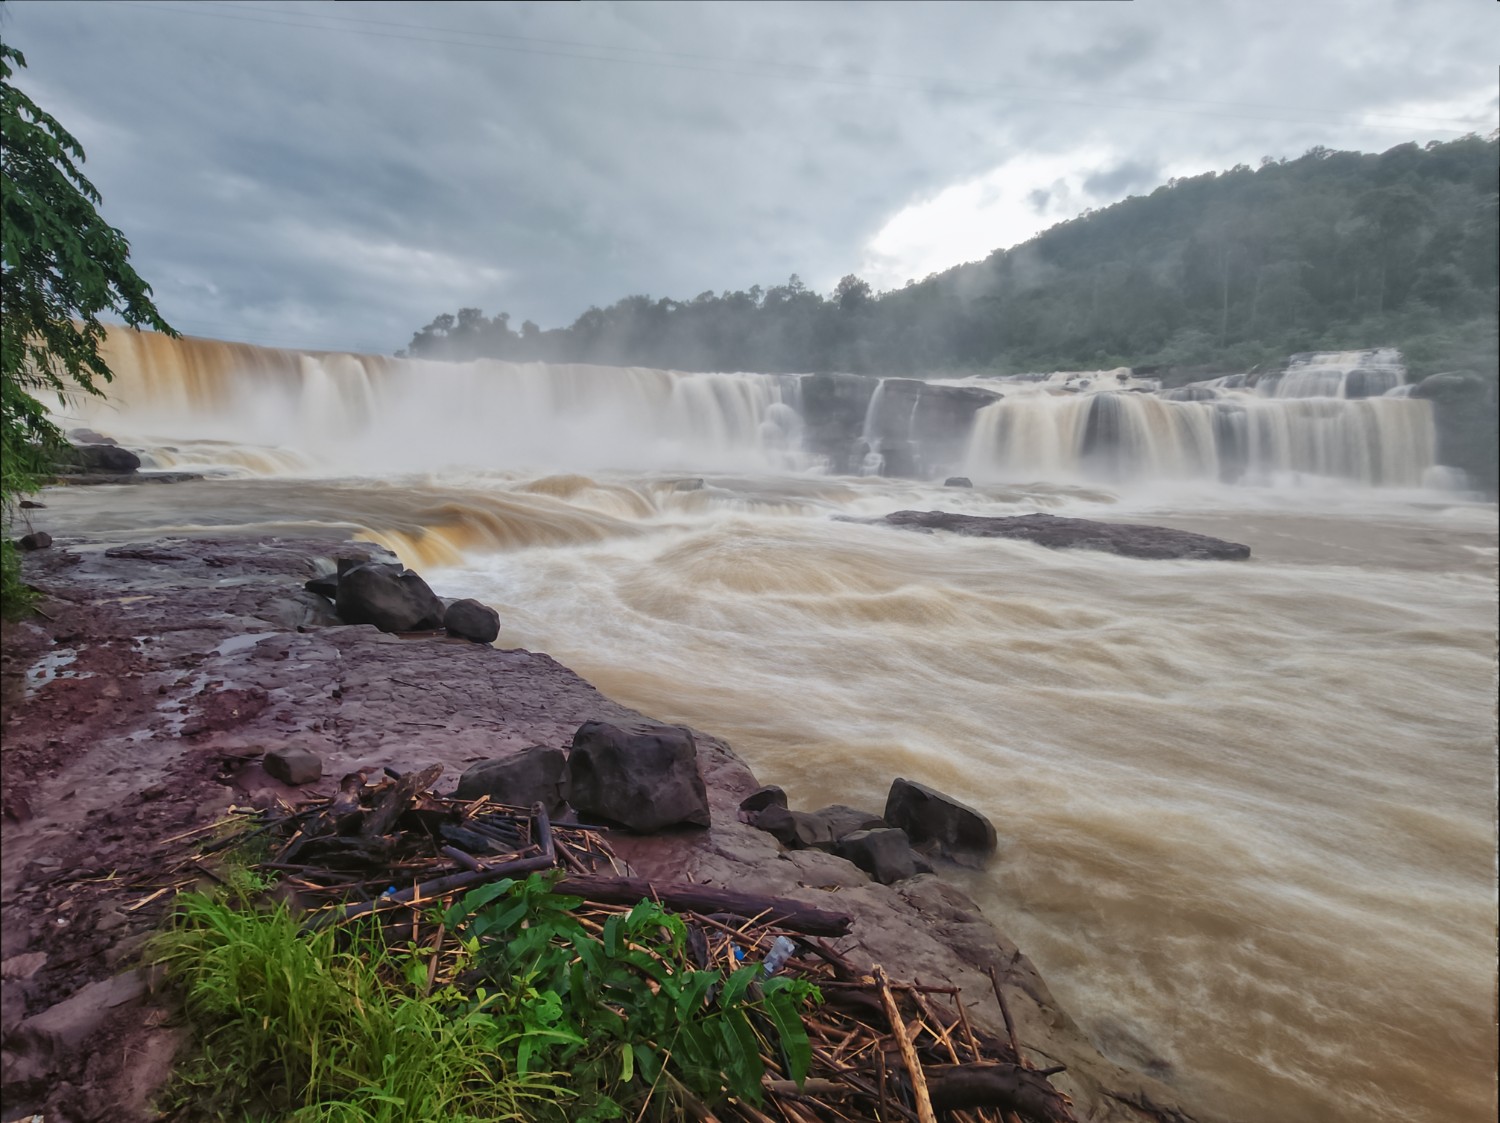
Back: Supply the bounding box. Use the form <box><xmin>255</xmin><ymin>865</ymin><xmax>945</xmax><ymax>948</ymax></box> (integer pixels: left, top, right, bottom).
<box><xmin>551</xmin><ymin>875</ymin><xmax>854</xmax><ymax>938</ymax></box>
<box><xmin>923</xmin><ymin>1062</ymin><xmax>1077</xmax><ymax>1121</ymax></box>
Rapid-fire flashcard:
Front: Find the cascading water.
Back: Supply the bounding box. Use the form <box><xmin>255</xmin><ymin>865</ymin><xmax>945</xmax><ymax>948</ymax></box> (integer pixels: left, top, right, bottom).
<box><xmin>74</xmin><ymin>330</ymin><xmax>1441</xmax><ymax>490</ymax></box>
<box><xmin>79</xmin><ymin>329</ymin><xmax>809</xmax><ymax>476</ymax></box>
<box><xmin>963</xmin><ymin>351</ymin><xmax>1438</xmax><ymax>487</ymax></box>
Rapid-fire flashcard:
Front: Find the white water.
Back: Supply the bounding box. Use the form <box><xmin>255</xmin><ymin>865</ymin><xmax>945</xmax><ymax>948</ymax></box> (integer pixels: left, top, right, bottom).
<box><xmin>39</xmin><ymin>331</ymin><xmax>1498</xmax><ymax>1123</ymax></box>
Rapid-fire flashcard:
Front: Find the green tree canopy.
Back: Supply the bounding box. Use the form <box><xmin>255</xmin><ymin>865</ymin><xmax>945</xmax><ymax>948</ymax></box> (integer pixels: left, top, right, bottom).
<box><xmin>1</xmin><ymin>37</ymin><xmax>175</xmax><ymax>611</ymax></box>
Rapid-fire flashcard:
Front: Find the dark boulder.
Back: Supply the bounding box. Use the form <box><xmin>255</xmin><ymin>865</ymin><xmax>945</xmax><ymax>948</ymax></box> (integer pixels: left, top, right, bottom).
<box><xmin>738</xmin><ymin>785</ymin><xmax>787</xmax><ymax>815</ymax></box>
<box><xmin>856</xmin><ymin>510</ymin><xmax>1251</xmax><ymax>561</ymax></box>
<box><xmin>567</xmin><ymin>721</ymin><xmax>710</xmax><ymax>832</ymax></box>
<box><xmin>884</xmin><ymin>778</ymin><xmax>997</xmax><ymax>863</ymax></box>
<box><xmin>751</xmin><ymin>803</ymin><xmax>884</xmax><ymax>849</ymax></box>
<box><xmin>444</xmin><ymin>599</ymin><xmax>500</xmax><ymax>644</ymax></box>
<box><xmin>18</xmin><ymin>532</ymin><xmax>52</xmax><ymax>551</ymax></box>
<box><xmin>944</xmin><ymin>477</ymin><xmax>973</xmax><ymax>488</ymax></box>
<box><xmin>751</xmin><ymin>804</ymin><xmax>803</xmax><ymax>847</ymax></box>
<box><xmin>1343</xmin><ymin>367</ymin><xmax>1400</xmax><ymax>399</ymax></box>
<box><xmin>70</xmin><ymin>444</ymin><xmax>141</xmax><ymax>473</ymax></box>
<box><xmin>455</xmin><ymin>746</ymin><xmax>569</xmax><ymax>813</ymax></box>
<box><xmin>806</xmin><ymin>804</ymin><xmax>886</xmax><ymax>843</ymax></box>
<box><xmin>65</xmin><ymin>428</ymin><xmax>117</xmax><ymax>446</ymax></box>
<box><xmin>1411</xmin><ymin>371</ymin><xmax>1499</xmax><ymax>496</ymax></box>
<box><xmin>913</xmin><ymin>385</ymin><xmax>1002</xmax><ymax>478</ymax></box>
<box><xmin>304</xmin><ymin>573</ymin><xmax>339</xmax><ymax>599</ymax></box>
<box><xmin>834</xmin><ymin>827</ymin><xmax>919</xmax><ymax>885</ymax></box>
<box><xmin>263</xmin><ymin>746</ymin><xmax>323</xmax><ymax>786</ymax></box>
<box><xmin>335</xmin><ymin>563</ymin><xmax>444</xmax><ymax>632</ymax></box>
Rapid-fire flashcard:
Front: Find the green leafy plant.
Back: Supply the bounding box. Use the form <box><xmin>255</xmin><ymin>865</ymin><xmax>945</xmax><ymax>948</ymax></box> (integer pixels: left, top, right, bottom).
<box><xmin>443</xmin><ymin>872</ymin><xmax>821</xmax><ymax>1120</ymax></box>
<box><xmin>0</xmin><ymin>36</ymin><xmax>175</xmax><ymax>616</ymax></box>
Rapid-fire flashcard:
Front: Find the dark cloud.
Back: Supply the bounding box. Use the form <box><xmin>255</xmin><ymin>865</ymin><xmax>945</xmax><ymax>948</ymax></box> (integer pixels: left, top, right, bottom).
<box><xmin>2</xmin><ymin>0</ymin><xmax>1495</xmax><ymax>355</ymax></box>
<box><xmin>1083</xmin><ymin>160</ymin><xmax>1163</xmax><ymax>201</ymax></box>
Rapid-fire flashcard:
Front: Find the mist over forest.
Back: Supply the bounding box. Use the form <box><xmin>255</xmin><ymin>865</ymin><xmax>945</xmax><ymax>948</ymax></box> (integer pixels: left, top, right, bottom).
<box><xmin>404</xmin><ymin>135</ymin><xmax>1498</xmax><ymax>385</ymax></box>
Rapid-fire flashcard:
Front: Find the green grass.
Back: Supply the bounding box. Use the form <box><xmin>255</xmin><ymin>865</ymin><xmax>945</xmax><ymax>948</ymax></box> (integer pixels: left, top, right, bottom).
<box><xmin>147</xmin><ymin>892</ymin><xmax>567</xmax><ymax>1122</ymax></box>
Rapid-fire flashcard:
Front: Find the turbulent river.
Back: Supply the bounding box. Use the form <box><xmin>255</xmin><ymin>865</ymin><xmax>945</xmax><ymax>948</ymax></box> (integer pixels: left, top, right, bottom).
<box><xmin>38</xmin><ymin>331</ymin><xmax>1499</xmax><ymax>1123</ymax></box>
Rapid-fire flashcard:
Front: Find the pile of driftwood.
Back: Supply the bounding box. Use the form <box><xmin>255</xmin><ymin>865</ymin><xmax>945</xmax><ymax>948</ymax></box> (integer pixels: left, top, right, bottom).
<box><xmin>205</xmin><ymin>768</ymin><xmax>1076</xmax><ymax>1123</ymax></box>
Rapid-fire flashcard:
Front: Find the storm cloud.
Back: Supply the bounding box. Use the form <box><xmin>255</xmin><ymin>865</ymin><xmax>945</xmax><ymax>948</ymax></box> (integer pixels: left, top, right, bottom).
<box><xmin>3</xmin><ymin>0</ymin><xmax>1495</xmax><ymax>354</ymax></box>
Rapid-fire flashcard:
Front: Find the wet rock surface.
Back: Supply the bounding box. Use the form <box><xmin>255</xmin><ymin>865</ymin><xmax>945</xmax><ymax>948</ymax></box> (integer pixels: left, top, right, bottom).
<box><xmin>885</xmin><ymin>777</ymin><xmax>999</xmax><ymax>863</ymax></box>
<box><xmin>567</xmin><ymin>720</ymin><xmax>713</xmax><ymax>832</ymax></box>
<box><xmin>859</xmin><ymin>510</ymin><xmax>1253</xmax><ymax>560</ymax></box>
<box><xmin>1</xmin><ymin>532</ymin><xmax>1216</xmax><ymax>1123</ymax></box>
<box><xmin>454</xmin><ymin>745</ymin><xmax>569</xmax><ymax>813</ymax></box>
<box><xmin>335</xmin><ymin>561</ymin><xmax>445</xmax><ymax>632</ymax></box>
<box><xmin>443</xmin><ymin>597</ymin><xmax>500</xmax><ymax>644</ymax></box>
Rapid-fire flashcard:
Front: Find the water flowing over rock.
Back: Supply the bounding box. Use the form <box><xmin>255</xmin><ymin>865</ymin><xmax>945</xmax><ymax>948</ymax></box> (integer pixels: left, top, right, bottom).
<box><xmin>73</xmin><ymin>329</ymin><xmax>1451</xmax><ymax>490</ymax></box>
<box><xmin>567</xmin><ymin>720</ymin><xmax>712</xmax><ymax>832</ymax></box>
<box><xmin>855</xmin><ymin>510</ymin><xmax>1252</xmax><ymax>560</ymax></box>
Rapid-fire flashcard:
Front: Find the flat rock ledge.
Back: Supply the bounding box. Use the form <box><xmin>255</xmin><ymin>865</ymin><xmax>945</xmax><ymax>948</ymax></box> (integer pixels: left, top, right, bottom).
<box><xmin>849</xmin><ymin>510</ymin><xmax>1252</xmax><ymax>561</ymax></box>
<box><xmin>1</xmin><ymin>533</ymin><xmax>1222</xmax><ymax>1123</ymax></box>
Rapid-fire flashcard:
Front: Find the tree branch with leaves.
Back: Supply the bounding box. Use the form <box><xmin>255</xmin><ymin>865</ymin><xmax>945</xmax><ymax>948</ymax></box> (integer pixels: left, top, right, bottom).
<box><xmin>0</xmin><ymin>36</ymin><xmax>175</xmax><ymax>614</ymax></box>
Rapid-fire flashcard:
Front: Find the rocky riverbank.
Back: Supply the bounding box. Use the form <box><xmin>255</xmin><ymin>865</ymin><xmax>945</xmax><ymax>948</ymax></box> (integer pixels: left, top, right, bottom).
<box><xmin>1</xmin><ymin>533</ymin><xmax>1222</xmax><ymax>1123</ymax></box>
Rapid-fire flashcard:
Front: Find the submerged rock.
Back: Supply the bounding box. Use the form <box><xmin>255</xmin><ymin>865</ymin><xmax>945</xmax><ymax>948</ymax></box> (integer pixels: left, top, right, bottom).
<box><xmin>856</xmin><ymin>510</ymin><xmax>1251</xmax><ymax>560</ymax></box>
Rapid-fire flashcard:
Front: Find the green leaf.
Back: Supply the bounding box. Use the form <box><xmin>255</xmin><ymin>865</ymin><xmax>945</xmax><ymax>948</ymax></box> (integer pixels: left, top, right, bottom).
<box><xmin>763</xmin><ymin>991</ymin><xmax>813</xmax><ymax>1087</ymax></box>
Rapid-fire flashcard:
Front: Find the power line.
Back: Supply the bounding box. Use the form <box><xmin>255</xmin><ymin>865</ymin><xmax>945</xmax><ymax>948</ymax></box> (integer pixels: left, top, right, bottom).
<box><xmin>98</xmin><ymin>0</ymin><xmax>1488</xmax><ymax>134</ymax></box>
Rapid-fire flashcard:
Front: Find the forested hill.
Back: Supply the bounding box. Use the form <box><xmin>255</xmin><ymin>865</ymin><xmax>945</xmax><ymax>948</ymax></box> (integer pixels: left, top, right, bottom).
<box><xmin>404</xmin><ymin>134</ymin><xmax>1498</xmax><ymax>382</ymax></box>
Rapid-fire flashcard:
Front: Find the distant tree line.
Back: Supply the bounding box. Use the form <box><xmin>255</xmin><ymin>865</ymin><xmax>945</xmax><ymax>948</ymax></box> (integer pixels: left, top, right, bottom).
<box><xmin>403</xmin><ymin>135</ymin><xmax>1498</xmax><ymax>383</ymax></box>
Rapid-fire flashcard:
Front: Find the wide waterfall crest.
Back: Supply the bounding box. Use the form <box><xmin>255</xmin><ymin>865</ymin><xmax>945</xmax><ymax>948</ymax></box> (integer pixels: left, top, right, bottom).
<box><xmin>72</xmin><ymin>330</ymin><xmax>1438</xmax><ymax>488</ymax></box>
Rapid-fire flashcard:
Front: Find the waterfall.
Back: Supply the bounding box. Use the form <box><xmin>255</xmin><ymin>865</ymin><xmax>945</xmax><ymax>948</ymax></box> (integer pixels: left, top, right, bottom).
<box><xmin>74</xmin><ymin>329</ymin><xmax>807</xmax><ymax>476</ymax></box>
<box><xmin>70</xmin><ymin>330</ymin><xmax>1441</xmax><ymax>488</ymax></box>
<box><xmin>965</xmin><ymin>369</ymin><xmax>1437</xmax><ymax>486</ymax></box>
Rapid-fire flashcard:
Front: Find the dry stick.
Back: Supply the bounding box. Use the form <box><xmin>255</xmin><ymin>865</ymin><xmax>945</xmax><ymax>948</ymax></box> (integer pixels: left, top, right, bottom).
<box><xmin>985</xmin><ymin>965</ymin><xmax>1026</xmax><ymax>1069</ymax></box>
<box><xmin>422</xmin><ymin>922</ymin><xmax>445</xmax><ymax>997</ymax></box>
<box><xmin>909</xmin><ymin>989</ymin><xmax>963</xmax><ymax>1067</ymax></box>
<box><xmin>875</xmin><ymin>966</ymin><xmax>937</xmax><ymax>1123</ymax></box>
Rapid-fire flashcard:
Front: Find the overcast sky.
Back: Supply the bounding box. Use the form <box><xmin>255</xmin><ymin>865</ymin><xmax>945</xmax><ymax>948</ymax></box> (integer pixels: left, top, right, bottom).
<box><xmin>4</xmin><ymin>0</ymin><xmax>1496</xmax><ymax>355</ymax></box>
